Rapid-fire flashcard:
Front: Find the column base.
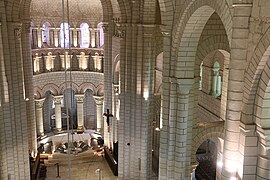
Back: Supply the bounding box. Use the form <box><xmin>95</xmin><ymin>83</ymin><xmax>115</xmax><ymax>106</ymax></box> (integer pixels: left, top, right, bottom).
<box><xmin>38</xmin><ymin>132</ymin><xmax>45</xmax><ymax>137</ymax></box>
<box><xmin>56</xmin><ymin>128</ymin><xmax>62</xmax><ymax>132</ymax></box>
<box><xmin>77</xmin><ymin>126</ymin><xmax>84</xmax><ymax>133</ymax></box>
<box><xmin>97</xmin><ymin>128</ymin><xmax>103</xmax><ymax>133</ymax></box>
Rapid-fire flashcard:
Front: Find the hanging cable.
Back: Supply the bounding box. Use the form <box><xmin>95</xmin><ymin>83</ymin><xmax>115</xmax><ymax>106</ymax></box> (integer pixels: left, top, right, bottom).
<box><xmin>61</xmin><ymin>0</ymin><xmax>72</xmax><ymax>179</ymax></box>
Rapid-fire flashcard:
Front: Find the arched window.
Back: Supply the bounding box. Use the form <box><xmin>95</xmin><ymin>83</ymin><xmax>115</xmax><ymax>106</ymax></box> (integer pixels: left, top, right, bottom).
<box><xmin>80</xmin><ymin>23</ymin><xmax>90</xmax><ymax>48</ymax></box>
<box><xmin>97</xmin><ymin>23</ymin><xmax>104</xmax><ymax>47</ymax></box>
<box><xmin>60</xmin><ymin>23</ymin><xmax>70</xmax><ymax>48</ymax></box>
<box><xmin>212</xmin><ymin>62</ymin><xmax>222</xmax><ymax>97</ymax></box>
<box><xmin>199</xmin><ymin>62</ymin><xmax>203</xmax><ymax>90</ymax></box>
<box><xmin>42</xmin><ymin>22</ymin><xmax>50</xmax><ymax>46</ymax></box>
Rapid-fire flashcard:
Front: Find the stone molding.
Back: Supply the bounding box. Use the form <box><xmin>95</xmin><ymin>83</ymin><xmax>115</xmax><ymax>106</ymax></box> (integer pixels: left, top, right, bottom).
<box><xmin>93</xmin><ymin>95</ymin><xmax>104</xmax><ymax>105</ymax></box>
<box><xmin>177</xmin><ymin>78</ymin><xmax>194</xmax><ymax>94</ymax></box>
<box><xmin>113</xmin><ymin>84</ymin><xmax>119</xmax><ymax>95</ymax></box>
<box><xmin>53</xmin><ymin>96</ymin><xmax>63</xmax><ymax>104</ymax></box>
<box><xmin>101</xmin><ymin>22</ymin><xmax>109</xmax><ymax>33</ymax></box>
<box><xmin>75</xmin><ymin>94</ymin><xmax>84</xmax><ymax>103</ymax></box>
<box><xmin>13</xmin><ymin>23</ymin><xmax>22</xmax><ymax>40</ymax></box>
<box><xmin>35</xmin><ymin>99</ymin><xmax>45</xmax><ymax>108</ymax></box>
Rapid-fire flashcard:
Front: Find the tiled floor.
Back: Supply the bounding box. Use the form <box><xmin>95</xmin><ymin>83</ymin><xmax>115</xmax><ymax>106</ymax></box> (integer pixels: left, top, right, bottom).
<box><xmin>44</xmin><ymin>150</ymin><xmax>117</xmax><ymax>180</ymax></box>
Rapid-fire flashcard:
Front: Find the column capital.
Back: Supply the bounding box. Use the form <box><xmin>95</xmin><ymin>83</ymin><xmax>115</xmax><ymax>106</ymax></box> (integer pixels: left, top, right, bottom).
<box><xmin>53</xmin><ymin>96</ymin><xmax>63</xmax><ymax>104</ymax></box>
<box><xmin>12</xmin><ymin>22</ymin><xmax>22</xmax><ymax>40</ymax></box>
<box><xmin>75</xmin><ymin>94</ymin><xmax>84</xmax><ymax>103</ymax></box>
<box><xmin>35</xmin><ymin>99</ymin><xmax>45</xmax><ymax>108</ymax></box>
<box><xmin>93</xmin><ymin>95</ymin><xmax>104</xmax><ymax>105</ymax></box>
<box><xmin>177</xmin><ymin>78</ymin><xmax>194</xmax><ymax>94</ymax></box>
<box><xmin>114</xmin><ymin>25</ymin><xmax>125</xmax><ymax>38</ymax></box>
<box><xmin>113</xmin><ymin>84</ymin><xmax>120</xmax><ymax>95</ymax></box>
<box><xmin>101</xmin><ymin>22</ymin><xmax>109</xmax><ymax>33</ymax></box>
<box><xmin>160</xmin><ymin>25</ymin><xmax>171</xmax><ymax>37</ymax></box>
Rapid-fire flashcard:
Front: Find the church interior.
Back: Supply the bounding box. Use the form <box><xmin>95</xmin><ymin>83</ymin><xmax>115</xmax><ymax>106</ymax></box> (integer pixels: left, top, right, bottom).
<box><xmin>1</xmin><ymin>0</ymin><xmax>270</xmax><ymax>179</ymax></box>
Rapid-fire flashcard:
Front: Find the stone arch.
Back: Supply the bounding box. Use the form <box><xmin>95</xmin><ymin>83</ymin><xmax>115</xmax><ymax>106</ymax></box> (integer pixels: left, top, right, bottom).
<box><xmin>116</xmin><ymin>0</ymin><xmax>131</xmax><ymax>23</ymax></box>
<box><xmin>254</xmin><ymin>59</ymin><xmax>270</xmax><ymax>131</ymax></box>
<box><xmin>171</xmin><ymin>1</ymin><xmax>232</xmax><ymax>77</ymax></box>
<box><xmin>142</xmin><ymin>0</ymin><xmax>160</xmax><ymax>24</ymax></box>
<box><xmin>195</xmin><ymin>35</ymin><xmax>230</xmax><ymax>76</ymax></box>
<box><xmin>252</xmin><ymin>59</ymin><xmax>270</xmax><ymax>178</ymax></box>
<box><xmin>33</xmin><ymin>86</ymin><xmax>43</xmax><ymax>99</ymax></box>
<box><xmin>60</xmin><ymin>21</ymin><xmax>75</xmax><ymax>28</ymax></box>
<box><xmin>20</xmin><ymin>0</ymin><xmax>32</xmax><ymax>20</ymax></box>
<box><xmin>77</xmin><ymin>21</ymin><xmax>92</xmax><ymax>28</ymax></box>
<box><xmin>157</xmin><ymin>0</ymin><xmax>174</xmax><ymax>27</ymax></box>
<box><xmin>96</xmin><ymin>84</ymin><xmax>104</xmax><ymax>96</ymax></box>
<box><xmin>99</xmin><ymin>0</ymin><xmax>113</xmax><ymax>22</ymax></box>
<box><xmin>243</xmin><ymin>27</ymin><xmax>270</xmax><ymax>124</ymax></box>
<box><xmin>5</xmin><ymin>0</ymin><xmax>20</xmax><ymax>21</ymax></box>
<box><xmin>58</xmin><ymin>82</ymin><xmax>79</xmax><ymax>95</ymax></box>
<box><xmin>192</xmin><ymin>125</ymin><xmax>225</xmax><ymax>164</ymax></box>
<box><xmin>79</xmin><ymin>82</ymin><xmax>97</xmax><ymax>94</ymax></box>
<box><xmin>174</xmin><ymin>5</ymin><xmax>229</xmax><ymax>78</ymax></box>
<box><xmin>41</xmin><ymin>83</ymin><xmax>59</xmax><ymax>97</ymax></box>
<box><xmin>40</xmin><ymin>20</ymin><xmax>53</xmax><ymax>28</ymax></box>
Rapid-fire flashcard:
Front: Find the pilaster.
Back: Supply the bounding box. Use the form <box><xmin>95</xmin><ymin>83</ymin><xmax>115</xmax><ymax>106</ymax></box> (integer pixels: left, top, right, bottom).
<box><xmin>222</xmin><ymin>2</ymin><xmax>252</xmax><ymax>180</ymax></box>
<box><xmin>239</xmin><ymin>122</ymin><xmax>257</xmax><ymax>180</ymax></box>
<box><xmin>102</xmin><ymin>21</ymin><xmax>113</xmax><ymax>147</ymax></box>
<box><xmin>112</xmin><ymin>84</ymin><xmax>120</xmax><ymax>143</ymax></box>
<box><xmin>159</xmin><ymin>26</ymin><xmax>172</xmax><ymax>180</ymax></box>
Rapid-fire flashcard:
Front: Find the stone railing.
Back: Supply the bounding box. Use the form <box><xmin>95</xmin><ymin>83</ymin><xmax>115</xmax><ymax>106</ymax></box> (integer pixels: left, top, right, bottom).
<box><xmin>32</xmin><ymin>48</ymin><xmax>104</xmax><ymax>75</ymax></box>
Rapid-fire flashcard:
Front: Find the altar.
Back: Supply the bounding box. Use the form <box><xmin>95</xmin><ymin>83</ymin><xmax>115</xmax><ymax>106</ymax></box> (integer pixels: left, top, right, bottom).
<box><xmin>51</xmin><ymin>133</ymin><xmax>91</xmax><ymax>153</ymax></box>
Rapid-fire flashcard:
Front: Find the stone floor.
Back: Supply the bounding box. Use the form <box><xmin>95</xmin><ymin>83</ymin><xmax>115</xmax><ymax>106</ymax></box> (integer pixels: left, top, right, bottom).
<box><xmin>44</xmin><ymin>150</ymin><xmax>117</xmax><ymax>180</ymax></box>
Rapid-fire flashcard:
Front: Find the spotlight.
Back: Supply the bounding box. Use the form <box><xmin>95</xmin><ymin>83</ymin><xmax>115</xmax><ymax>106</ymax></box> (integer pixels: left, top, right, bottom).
<box><xmin>217</xmin><ymin>161</ymin><xmax>223</xmax><ymax>168</ymax></box>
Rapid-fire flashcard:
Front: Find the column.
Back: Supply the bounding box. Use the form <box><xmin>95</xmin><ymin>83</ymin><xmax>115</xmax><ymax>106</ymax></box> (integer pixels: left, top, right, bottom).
<box><xmin>54</xmin><ymin>96</ymin><xmax>62</xmax><ymax>131</ymax></box>
<box><xmin>0</xmin><ymin>21</ymin><xmax>31</xmax><ymax>179</ymax></box>
<box><xmin>158</xmin><ymin>27</ymin><xmax>172</xmax><ymax>180</ymax></box>
<box><xmin>222</xmin><ymin>3</ymin><xmax>252</xmax><ymax>180</ymax></box>
<box><xmin>77</xmin><ymin>30</ymin><xmax>81</xmax><ymax>47</ymax></box>
<box><xmin>212</xmin><ymin>67</ymin><xmax>219</xmax><ymax>96</ymax></box>
<box><xmin>35</xmin><ymin>99</ymin><xmax>45</xmax><ymax>136</ymax></box>
<box><xmin>112</xmin><ymin>84</ymin><xmax>120</xmax><ymax>143</ymax></box>
<box><xmin>88</xmin><ymin>28</ymin><xmax>91</xmax><ymax>47</ymax></box>
<box><xmin>95</xmin><ymin>28</ymin><xmax>99</xmax><ymax>48</ymax></box>
<box><xmin>53</xmin><ymin>28</ymin><xmax>59</xmax><ymax>47</ymax></box>
<box><xmin>37</xmin><ymin>27</ymin><xmax>42</xmax><ymax>48</ymax></box>
<box><xmin>49</xmin><ymin>29</ymin><xmax>54</xmax><ymax>47</ymax></box>
<box><xmin>69</xmin><ymin>29</ymin><xmax>73</xmax><ymax>47</ymax></box>
<box><xmin>73</xmin><ymin>29</ymin><xmax>78</xmax><ymax>47</ymax></box>
<box><xmin>190</xmin><ymin>163</ymin><xmax>198</xmax><ymax>180</ymax></box>
<box><xmin>75</xmin><ymin>94</ymin><xmax>84</xmax><ymax>130</ymax></box>
<box><xmin>175</xmin><ymin>79</ymin><xmax>193</xmax><ymax>179</ymax></box>
<box><xmin>102</xmin><ymin>22</ymin><xmax>113</xmax><ymax>147</ymax></box>
<box><xmin>239</xmin><ymin>122</ymin><xmax>258</xmax><ymax>179</ymax></box>
<box><xmin>90</xmin><ymin>28</ymin><xmax>95</xmax><ymax>47</ymax></box>
<box><xmin>93</xmin><ymin>96</ymin><xmax>104</xmax><ymax>133</ymax></box>
<box><xmin>32</xmin><ymin>28</ymin><xmax>38</xmax><ymax>48</ymax></box>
